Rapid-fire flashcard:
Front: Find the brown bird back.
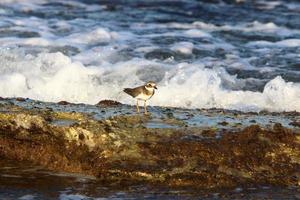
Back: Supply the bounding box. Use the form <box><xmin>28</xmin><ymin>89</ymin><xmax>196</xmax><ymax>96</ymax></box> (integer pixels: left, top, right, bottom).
<box><xmin>123</xmin><ymin>86</ymin><xmax>145</xmax><ymax>97</ymax></box>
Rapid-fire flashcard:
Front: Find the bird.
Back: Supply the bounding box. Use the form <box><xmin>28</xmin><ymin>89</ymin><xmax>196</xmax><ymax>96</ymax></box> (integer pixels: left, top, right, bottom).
<box><xmin>123</xmin><ymin>81</ymin><xmax>157</xmax><ymax>114</ymax></box>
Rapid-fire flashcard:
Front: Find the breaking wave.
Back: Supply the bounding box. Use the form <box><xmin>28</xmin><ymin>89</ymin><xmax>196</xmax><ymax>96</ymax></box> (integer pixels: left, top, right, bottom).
<box><xmin>0</xmin><ymin>50</ymin><xmax>299</xmax><ymax>112</ymax></box>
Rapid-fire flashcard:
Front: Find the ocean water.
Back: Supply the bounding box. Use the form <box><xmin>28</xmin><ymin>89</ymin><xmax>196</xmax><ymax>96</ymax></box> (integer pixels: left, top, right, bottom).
<box><xmin>1</xmin><ymin>159</ymin><xmax>299</xmax><ymax>200</ymax></box>
<box><xmin>0</xmin><ymin>0</ymin><xmax>300</xmax><ymax>112</ymax></box>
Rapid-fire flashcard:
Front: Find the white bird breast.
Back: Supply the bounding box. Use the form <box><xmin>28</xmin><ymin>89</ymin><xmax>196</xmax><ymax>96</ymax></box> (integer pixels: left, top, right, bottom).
<box><xmin>136</xmin><ymin>93</ymin><xmax>152</xmax><ymax>101</ymax></box>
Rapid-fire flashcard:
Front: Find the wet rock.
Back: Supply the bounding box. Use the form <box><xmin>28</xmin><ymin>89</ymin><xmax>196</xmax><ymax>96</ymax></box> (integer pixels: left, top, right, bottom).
<box><xmin>96</xmin><ymin>100</ymin><xmax>122</xmax><ymax>107</ymax></box>
<box><xmin>0</xmin><ymin>105</ymin><xmax>299</xmax><ymax>190</ymax></box>
<box><xmin>218</xmin><ymin>121</ymin><xmax>228</xmax><ymax>126</ymax></box>
<box><xmin>201</xmin><ymin>129</ymin><xmax>216</xmax><ymax>138</ymax></box>
<box><xmin>57</xmin><ymin>101</ymin><xmax>71</xmax><ymax>105</ymax></box>
<box><xmin>166</xmin><ymin>112</ymin><xmax>174</xmax><ymax>118</ymax></box>
<box><xmin>15</xmin><ymin>97</ymin><xmax>26</xmax><ymax>102</ymax></box>
<box><xmin>289</xmin><ymin>121</ymin><xmax>300</xmax><ymax>127</ymax></box>
<box><xmin>283</xmin><ymin>111</ymin><xmax>300</xmax><ymax>117</ymax></box>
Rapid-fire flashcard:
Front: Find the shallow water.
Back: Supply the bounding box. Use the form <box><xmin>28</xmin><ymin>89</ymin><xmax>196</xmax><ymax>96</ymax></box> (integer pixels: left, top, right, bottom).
<box><xmin>0</xmin><ymin>0</ymin><xmax>299</xmax><ymax>111</ymax></box>
<box><xmin>1</xmin><ymin>159</ymin><xmax>299</xmax><ymax>200</ymax></box>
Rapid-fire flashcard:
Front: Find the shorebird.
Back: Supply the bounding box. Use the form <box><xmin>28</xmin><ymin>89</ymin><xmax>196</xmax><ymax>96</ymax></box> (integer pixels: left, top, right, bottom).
<box><xmin>123</xmin><ymin>81</ymin><xmax>157</xmax><ymax>114</ymax></box>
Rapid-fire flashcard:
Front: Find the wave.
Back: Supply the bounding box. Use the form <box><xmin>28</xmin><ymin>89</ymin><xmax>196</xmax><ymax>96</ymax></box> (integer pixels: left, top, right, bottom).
<box><xmin>0</xmin><ymin>49</ymin><xmax>299</xmax><ymax>112</ymax></box>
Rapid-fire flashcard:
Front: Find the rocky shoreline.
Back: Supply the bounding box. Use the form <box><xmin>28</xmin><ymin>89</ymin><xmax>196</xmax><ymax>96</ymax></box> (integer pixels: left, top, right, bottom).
<box><xmin>0</xmin><ymin>99</ymin><xmax>299</xmax><ymax>190</ymax></box>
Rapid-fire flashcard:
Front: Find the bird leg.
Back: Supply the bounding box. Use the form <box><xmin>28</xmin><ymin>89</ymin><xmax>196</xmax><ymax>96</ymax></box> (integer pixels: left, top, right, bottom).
<box><xmin>136</xmin><ymin>100</ymin><xmax>140</xmax><ymax>113</ymax></box>
<box><xmin>144</xmin><ymin>100</ymin><xmax>147</xmax><ymax>115</ymax></box>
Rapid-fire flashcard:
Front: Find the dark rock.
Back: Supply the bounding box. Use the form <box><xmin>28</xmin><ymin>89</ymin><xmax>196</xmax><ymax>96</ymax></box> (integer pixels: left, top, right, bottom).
<box><xmin>283</xmin><ymin>111</ymin><xmax>300</xmax><ymax>116</ymax></box>
<box><xmin>289</xmin><ymin>121</ymin><xmax>300</xmax><ymax>127</ymax></box>
<box><xmin>96</xmin><ymin>100</ymin><xmax>122</xmax><ymax>107</ymax></box>
<box><xmin>57</xmin><ymin>101</ymin><xmax>71</xmax><ymax>105</ymax></box>
<box><xmin>273</xmin><ymin>123</ymin><xmax>284</xmax><ymax>132</ymax></box>
<box><xmin>16</xmin><ymin>97</ymin><xmax>26</xmax><ymax>102</ymax></box>
<box><xmin>218</xmin><ymin>121</ymin><xmax>229</xmax><ymax>126</ymax></box>
<box><xmin>201</xmin><ymin>129</ymin><xmax>216</xmax><ymax>137</ymax></box>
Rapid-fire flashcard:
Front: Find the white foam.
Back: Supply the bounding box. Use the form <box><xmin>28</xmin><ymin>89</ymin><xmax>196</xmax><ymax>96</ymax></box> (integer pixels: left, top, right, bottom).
<box><xmin>263</xmin><ymin>76</ymin><xmax>300</xmax><ymax>111</ymax></box>
<box><xmin>0</xmin><ymin>73</ymin><xmax>28</xmax><ymax>97</ymax></box>
<box><xmin>138</xmin><ymin>20</ymin><xmax>298</xmax><ymax>38</ymax></box>
<box><xmin>23</xmin><ymin>37</ymin><xmax>51</xmax><ymax>46</ymax></box>
<box><xmin>62</xmin><ymin>28</ymin><xmax>118</xmax><ymax>45</ymax></box>
<box><xmin>59</xmin><ymin>194</ymin><xmax>97</xmax><ymax>200</ymax></box>
<box><xmin>246</xmin><ymin>41</ymin><xmax>273</xmax><ymax>47</ymax></box>
<box><xmin>192</xmin><ymin>21</ymin><xmax>217</xmax><ymax>30</ymax></box>
<box><xmin>255</xmin><ymin>0</ymin><xmax>282</xmax><ymax>9</ymax></box>
<box><xmin>197</xmin><ymin>43</ymin><xmax>235</xmax><ymax>51</ymax></box>
<box><xmin>220</xmin><ymin>21</ymin><xmax>299</xmax><ymax>37</ymax></box>
<box><xmin>286</xmin><ymin>3</ymin><xmax>300</xmax><ymax>11</ymax></box>
<box><xmin>224</xmin><ymin>54</ymin><xmax>256</xmax><ymax>70</ymax></box>
<box><xmin>152</xmin><ymin>66</ymin><xmax>300</xmax><ymax>112</ymax></box>
<box><xmin>1</xmin><ymin>50</ymin><xmax>299</xmax><ymax>112</ymax></box>
<box><xmin>0</xmin><ymin>24</ymin><xmax>128</xmax><ymax>54</ymax></box>
<box><xmin>276</xmin><ymin>39</ymin><xmax>300</xmax><ymax>47</ymax></box>
<box><xmin>18</xmin><ymin>194</ymin><xmax>36</xmax><ymax>200</ymax></box>
<box><xmin>171</xmin><ymin>42</ymin><xmax>194</xmax><ymax>54</ymax></box>
<box><xmin>247</xmin><ymin>39</ymin><xmax>300</xmax><ymax>48</ymax></box>
<box><xmin>184</xmin><ymin>29</ymin><xmax>212</xmax><ymax>38</ymax></box>
<box><xmin>248</xmin><ymin>21</ymin><xmax>294</xmax><ymax>36</ymax></box>
<box><xmin>0</xmin><ymin>0</ymin><xmax>46</xmax><ymax>4</ymax></box>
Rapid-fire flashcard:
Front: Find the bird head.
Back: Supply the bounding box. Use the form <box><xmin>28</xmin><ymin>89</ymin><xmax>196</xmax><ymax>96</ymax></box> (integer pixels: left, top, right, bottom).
<box><xmin>145</xmin><ymin>81</ymin><xmax>157</xmax><ymax>90</ymax></box>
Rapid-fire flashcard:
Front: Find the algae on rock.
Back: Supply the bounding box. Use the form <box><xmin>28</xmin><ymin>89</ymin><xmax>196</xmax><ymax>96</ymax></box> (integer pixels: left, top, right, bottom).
<box><xmin>0</xmin><ymin>104</ymin><xmax>299</xmax><ymax>189</ymax></box>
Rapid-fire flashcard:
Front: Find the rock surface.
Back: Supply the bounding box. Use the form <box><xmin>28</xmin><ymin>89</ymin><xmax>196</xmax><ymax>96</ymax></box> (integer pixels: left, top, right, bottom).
<box><xmin>0</xmin><ymin>102</ymin><xmax>299</xmax><ymax>190</ymax></box>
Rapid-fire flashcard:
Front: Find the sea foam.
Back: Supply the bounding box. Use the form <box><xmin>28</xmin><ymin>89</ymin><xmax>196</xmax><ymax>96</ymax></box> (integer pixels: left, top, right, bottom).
<box><xmin>0</xmin><ymin>50</ymin><xmax>299</xmax><ymax>112</ymax></box>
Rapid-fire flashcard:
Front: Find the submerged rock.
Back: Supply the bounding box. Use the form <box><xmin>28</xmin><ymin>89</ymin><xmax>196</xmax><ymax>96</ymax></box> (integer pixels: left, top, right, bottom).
<box><xmin>0</xmin><ymin>104</ymin><xmax>299</xmax><ymax>190</ymax></box>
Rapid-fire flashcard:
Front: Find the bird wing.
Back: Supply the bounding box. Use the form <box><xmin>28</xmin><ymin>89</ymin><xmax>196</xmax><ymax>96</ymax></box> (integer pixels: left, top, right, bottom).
<box><xmin>123</xmin><ymin>86</ymin><xmax>144</xmax><ymax>97</ymax></box>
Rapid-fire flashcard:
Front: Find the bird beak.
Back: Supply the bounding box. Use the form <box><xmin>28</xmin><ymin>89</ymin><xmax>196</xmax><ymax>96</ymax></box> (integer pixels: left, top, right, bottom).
<box><xmin>154</xmin><ymin>86</ymin><xmax>157</xmax><ymax>89</ymax></box>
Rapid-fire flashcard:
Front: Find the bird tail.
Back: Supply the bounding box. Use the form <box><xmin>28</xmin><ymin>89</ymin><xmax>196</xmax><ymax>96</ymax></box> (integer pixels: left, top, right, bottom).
<box><xmin>123</xmin><ymin>88</ymin><xmax>131</xmax><ymax>94</ymax></box>
<box><xmin>123</xmin><ymin>88</ymin><xmax>135</xmax><ymax>97</ymax></box>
